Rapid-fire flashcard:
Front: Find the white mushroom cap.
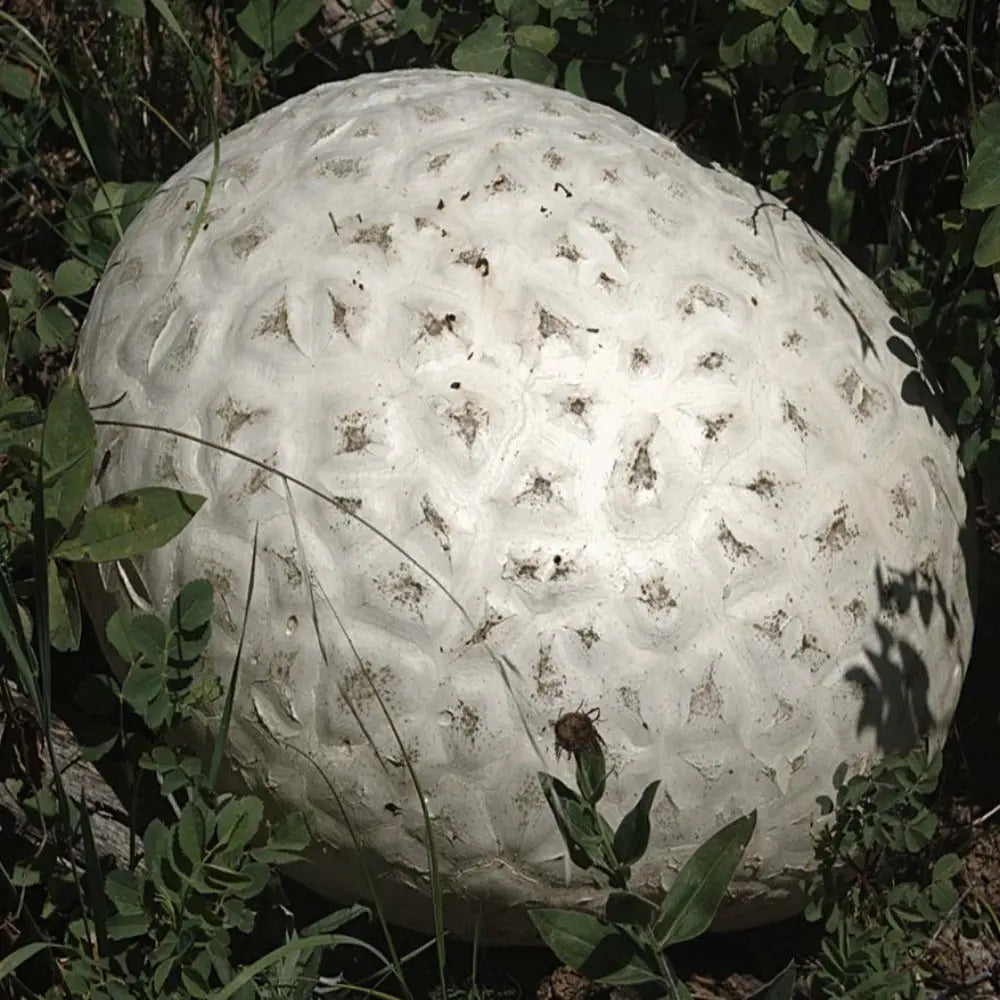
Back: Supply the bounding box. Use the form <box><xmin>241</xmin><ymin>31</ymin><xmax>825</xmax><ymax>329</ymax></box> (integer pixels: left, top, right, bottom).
<box><xmin>76</xmin><ymin>69</ymin><xmax>975</xmax><ymax>943</ymax></box>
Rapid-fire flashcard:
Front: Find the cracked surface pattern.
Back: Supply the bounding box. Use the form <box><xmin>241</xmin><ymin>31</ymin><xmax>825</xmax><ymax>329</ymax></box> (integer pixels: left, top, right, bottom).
<box><xmin>76</xmin><ymin>69</ymin><xmax>975</xmax><ymax>943</ymax></box>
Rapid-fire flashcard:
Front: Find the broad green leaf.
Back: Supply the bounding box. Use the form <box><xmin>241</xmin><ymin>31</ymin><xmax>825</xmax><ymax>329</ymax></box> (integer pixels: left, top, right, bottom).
<box><xmin>36</xmin><ymin>305</ymin><xmax>76</xmax><ymax>350</ymax></box>
<box><xmin>125</xmin><ymin>613</ymin><xmax>168</xmax><ymax>664</ymax></box>
<box><xmin>229</xmin><ymin>860</ymin><xmax>271</xmax><ymax>899</ymax></box>
<box><xmin>0</xmin><ymin>290</ymin><xmax>8</xmax><ymax>341</ymax></box>
<box><xmin>853</xmin><ymin>72</ymin><xmax>889</xmax><ymax>125</ymax></box>
<box><xmin>0</xmin><ymin>63</ymin><xmax>37</xmax><ymax>101</ymax></box>
<box><xmin>971</xmin><ymin>102</ymin><xmax>1000</xmax><ymax>150</ymax></box>
<box><xmin>973</xmin><ymin>206</ymin><xmax>1000</xmax><ymax>267</ymax></box>
<box><xmin>236</xmin><ymin>0</ymin><xmax>324</xmax><ymax>60</ymax></box>
<box><xmin>110</xmin><ymin>0</ymin><xmax>146</xmax><ymax>15</ymax></box>
<box><xmin>824</xmin><ymin>61</ymin><xmax>859</xmax><ymax>97</ymax></box>
<box><xmin>741</xmin><ymin>0</ymin><xmax>790</xmax><ymax>13</ymax></box>
<box><xmin>654</xmin><ymin>811</ymin><xmax>757</xmax><ymax>947</ymax></box>
<box><xmin>780</xmin><ymin>7</ymin><xmax>817</xmax><ymax>54</ymax></box>
<box><xmin>540</xmin><ymin>0</ymin><xmax>589</xmax><ymax>19</ymax></box>
<box><xmin>452</xmin><ymin>17</ymin><xmax>509</xmax><ymax>74</ymax></box>
<box><xmin>215</xmin><ymin>796</ymin><xmax>264</xmax><ymax>855</ymax></box>
<box><xmin>513</xmin><ymin>24</ymin><xmax>559</xmax><ymax>55</ymax></box>
<box><xmin>171</xmin><ymin>578</ymin><xmax>214</xmax><ymax>631</ymax></box>
<box><xmin>921</xmin><ymin>0</ymin><xmax>961</xmax><ymax>16</ymax></box>
<box><xmin>510</xmin><ymin>44</ymin><xmax>556</xmax><ymax>83</ymax></box>
<box><xmin>963</xmin><ymin>138</ymin><xmax>1000</xmax><ymax>210</ymax></box>
<box><xmin>52</xmin><ymin>259</ymin><xmax>98</xmax><ymax>297</ymax></box>
<box><xmin>9</xmin><ymin>267</ymin><xmax>40</xmax><ymax>307</ymax></box>
<box><xmin>105</xmin><ymin>869</ymin><xmax>143</xmax><ymax>911</ymax></box>
<box><xmin>46</xmin><ymin>560</ymin><xmax>81</xmax><ymax>651</ymax></box>
<box><xmin>529</xmin><ymin>910</ymin><xmax>660</xmax><ymax>984</ymax></box>
<box><xmin>507</xmin><ymin>0</ymin><xmax>540</xmax><ymax>25</ymax></box>
<box><xmin>394</xmin><ymin>0</ymin><xmax>442</xmax><ymax>42</ymax></box>
<box><xmin>53</xmin><ymin>486</ymin><xmax>205</xmax><ymax>562</ymax></box>
<box><xmin>719</xmin><ymin>10</ymin><xmax>759</xmax><ymax>67</ymax></box>
<box><xmin>846</xmin><ymin>0</ymin><xmax>870</xmax><ymax>8</ymax></box>
<box><xmin>107</xmin><ymin>910</ymin><xmax>150</xmax><ymax>940</ymax></box>
<box><xmin>178</xmin><ymin>801</ymin><xmax>207</xmax><ymax>864</ymax></box>
<box><xmin>745</xmin><ymin>21</ymin><xmax>778</xmax><ymax>65</ymax></box>
<box><xmin>41</xmin><ymin>375</ymin><xmax>95</xmax><ymax>533</ymax></box>
<box><xmin>612</xmin><ymin>780</ymin><xmax>660</xmax><ymax>866</ymax></box>
<box><xmin>122</xmin><ymin>662</ymin><xmax>165</xmax><ymax>716</ymax></box>
<box><xmin>748</xmin><ymin>960</ymin><xmax>796</xmax><ymax>999</ymax></box>
<box><xmin>605</xmin><ymin>891</ymin><xmax>658</xmax><ymax>927</ymax></box>
<box><xmin>891</xmin><ymin>0</ymin><xmax>932</xmax><ymax>34</ymax></box>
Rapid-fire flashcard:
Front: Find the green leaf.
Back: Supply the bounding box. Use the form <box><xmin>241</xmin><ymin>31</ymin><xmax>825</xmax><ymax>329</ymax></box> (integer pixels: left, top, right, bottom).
<box><xmin>971</xmin><ymin>102</ymin><xmax>1000</xmax><ymax>150</ymax></box>
<box><xmin>110</xmin><ymin>0</ymin><xmax>146</xmax><ymax>14</ymax></box>
<box><xmin>53</xmin><ymin>486</ymin><xmax>205</xmax><ymax>562</ymax></box>
<box><xmin>510</xmin><ymin>45</ymin><xmax>556</xmax><ymax>83</ymax></box>
<box><xmin>36</xmin><ymin>305</ymin><xmax>76</xmax><ymax>350</ymax></box>
<box><xmin>540</xmin><ymin>0</ymin><xmax>589</xmax><ymax>19</ymax></box>
<box><xmin>654</xmin><ymin>811</ymin><xmax>757</xmax><ymax>947</ymax></box>
<box><xmin>47</xmin><ymin>560</ymin><xmax>81</xmax><ymax>651</ymax></box>
<box><xmin>9</xmin><ymin>267</ymin><xmax>40</xmax><ymax>307</ymax></box>
<box><xmin>105</xmin><ymin>869</ymin><xmax>143</xmax><ymax>911</ymax></box>
<box><xmin>394</xmin><ymin>0</ymin><xmax>442</xmax><ymax>42</ymax></box>
<box><xmin>52</xmin><ymin>259</ymin><xmax>98</xmax><ymax>297</ymax></box>
<box><xmin>892</xmin><ymin>0</ymin><xmax>932</xmax><ymax>34</ymax></box>
<box><xmin>107</xmin><ymin>910</ymin><xmax>151</xmax><ymax>940</ymax></box>
<box><xmin>605</xmin><ymin>891</ymin><xmax>658</xmax><ymax>927</ymax></box>
<box><xmin>921</xmin><ymin>0</ymin><xmax>961</xmax><ymax>16</ymax></box>
<box><xmin>612</xmin><ymin>780</ymin><xmax>660</xmax><ymax>866</ymax></box>
<box><xmin>745</xmin><ymin>21</ymin><xmax>779</xmax><ymax>65</ymax></box>
<box><xmin>0</xmin><ymin>63</ymin><xmax>37</xmax><ymax>101</ymax></box>
<box><xmin>236</xmin><ymin>0</ymin><xmax>324</xmax><ymax>61</ymax></box>
<box><xmin>963</xmin><ymin>136</ymin><xmax>1000</xmax><ymax>210</ymax></box>
<box><xmin>748</xmin><ymin>960</ymin><xmax>796</xmax><ymax>999</ymax></box>
<box><xmin>853</xmin><ymin>72</ymin><xmax>889</xmax><ymax>125</ymax></box>
<box><xmin>528</xmin><ymin>910</ymin><xmax>660</xmax><ymax>985</ymax></box>
<box><xmin>497</xmin><ymin>0</ymin><xmax>539</xmax><ymax>23</ymax></box>
<box><xmin>42</xmin><ymin>375</ymin><xmax>96</xmax><ymax>533</ymax></box>
<box><xmin>178</xmin><ymin>801</ymin><xmax>207</xmax><ymax>864</ymax></box>
<box><xmin>780</xmin><ymin>7</ymin><xmax>817</xmax><ymax>54</ymax></box>
<box><xmin>538</xmin><ymin>772</ymin><xmax>604</xmax><ymax>869</ymax></box>
<box><xmin>824</xmin><ymin>60</ymin><xmax>859</xmax><ymax>97</ymax></box>
<box><xmin>215</xmin><ymin>796</ymin><xmax>264</xmax><ymax>855</ymax></box>
<box><xmin>974</xmin><ymin>206</ymin><xmax>1000</xmax><ymax>267</ymax></box>
<box><xmin>107</xmin><ymin>610</ymin><xmax>165</xmax><ymax>665</ymax></box>
<box><xmin>741</xmin><ymin>0</ymin><xmax>790</xmax><ymax>13</ymax></box>
<box><xmin>513</xmin><ymin>24</ymin><xmax>559</xmax><ymax>54</ymax></box>
<box><xmin>171</xmin><ymin>578</ymin><xmax>214</xmax><ymax>630</ymax></box>
<box><xmin>452</xmin><ymin>17</ymin><xmax>510</xmax><ymax>74</ymax></box>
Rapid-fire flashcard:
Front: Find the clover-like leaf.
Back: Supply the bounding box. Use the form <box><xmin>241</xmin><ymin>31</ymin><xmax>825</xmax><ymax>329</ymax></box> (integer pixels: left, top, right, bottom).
<box><xmin>452</xmin><ymin>16</ymin><xmax>510</xmax><ymax>74</ymax></box>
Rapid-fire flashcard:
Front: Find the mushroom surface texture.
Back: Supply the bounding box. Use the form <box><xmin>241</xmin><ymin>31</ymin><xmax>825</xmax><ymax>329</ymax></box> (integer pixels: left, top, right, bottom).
<box><xmin>75</xmin><ymin>68</ymin><xmax>976</xmax><ymax>944</ymax></box>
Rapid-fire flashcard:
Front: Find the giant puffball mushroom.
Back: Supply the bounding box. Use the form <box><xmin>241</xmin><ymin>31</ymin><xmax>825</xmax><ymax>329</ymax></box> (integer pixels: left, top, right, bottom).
<box><xmin>75</xmin><ymin>69</ymin><xmax>976</xmax><ymax>944</ymax></box>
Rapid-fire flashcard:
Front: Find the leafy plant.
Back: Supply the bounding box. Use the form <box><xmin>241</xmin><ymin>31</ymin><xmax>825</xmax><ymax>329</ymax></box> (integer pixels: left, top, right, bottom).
<box><xmin>0</xmin><ymin>367</ymin><xmax>205</xmax><ymax>653</ymax></box>
<box><xmin>803</xmin><ymin>746</ymin><xmax>989</xmax><ymax>999</ymax></box>
<box><xmin>531</xmin><ymin>734</ymin><xmax>796</xmax><ymax>1000</ymax></box>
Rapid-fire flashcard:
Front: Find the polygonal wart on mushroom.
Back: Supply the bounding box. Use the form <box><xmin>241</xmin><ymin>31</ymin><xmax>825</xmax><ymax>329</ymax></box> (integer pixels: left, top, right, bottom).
<box><xmin>75</xmin><ymin>69</ymin><xmax>975</xmax><ymax>946</ymax></box>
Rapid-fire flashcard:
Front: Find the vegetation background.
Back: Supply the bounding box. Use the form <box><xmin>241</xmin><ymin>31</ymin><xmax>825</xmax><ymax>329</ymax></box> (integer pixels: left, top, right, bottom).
<box><xmin>2</xmin><ymin>1</ymin><xmax>1000</xmax><ymax>999</ymax></box>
